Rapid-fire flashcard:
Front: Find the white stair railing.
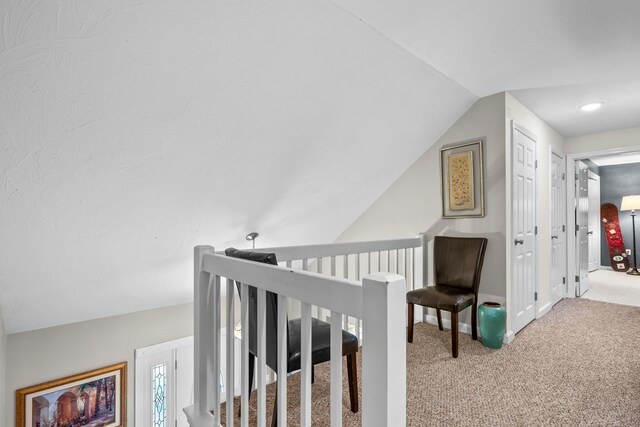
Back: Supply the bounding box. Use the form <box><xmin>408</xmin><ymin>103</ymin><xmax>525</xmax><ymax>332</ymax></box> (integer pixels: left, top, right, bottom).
<box><xmin>250</xmin><ymin>236</ymin><xmax>425</xmax><ymax>340</ymax></box>
<box><xmin>184</xmin><ymin>235</ymin><xmax>425</xmax><ymax>427</ymax></box>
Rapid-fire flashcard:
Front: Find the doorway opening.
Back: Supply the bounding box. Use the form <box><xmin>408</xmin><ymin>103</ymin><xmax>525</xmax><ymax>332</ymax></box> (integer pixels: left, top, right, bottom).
<box><xmin>566</xmin><ymin>146</ymin><xmax>640</xmax><ymax>303</ymax></box>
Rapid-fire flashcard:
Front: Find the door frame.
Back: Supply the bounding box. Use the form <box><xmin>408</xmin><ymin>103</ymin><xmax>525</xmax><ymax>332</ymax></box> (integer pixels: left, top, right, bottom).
<box><xmin>549</xmin><ymin>148</ymin><xmax>567</xmax><ymax>304</ymax></box>
<box><xmin>135</xmin><ymin>336</ymin><xmax>193</xmax><ymax>427</ymax></box>
<box><xmin>565</xmin><ymin>144</ymin><xmax>640</xmax><ymax>297</ymax></box>
<box><xmin>509</xmin><ymin>120</ymin><xmax>538</xmax><ymax>335</ymax></box>
<box><xmin>587</xmin><ymin>170</ymin><xmax>601</xmax><ymax>271</ymax></box>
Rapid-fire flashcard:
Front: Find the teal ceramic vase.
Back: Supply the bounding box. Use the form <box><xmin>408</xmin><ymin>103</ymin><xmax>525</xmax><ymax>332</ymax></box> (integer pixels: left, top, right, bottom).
<box><xmin>478</xmin><ymin>302</ymin><xmax>506</xmax><ymax>349</ymax></box>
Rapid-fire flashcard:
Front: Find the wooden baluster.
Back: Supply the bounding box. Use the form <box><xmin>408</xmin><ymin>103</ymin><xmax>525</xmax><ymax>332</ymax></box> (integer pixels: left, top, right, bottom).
<box><xmin>277</xmin><ymin>295</ymin><xmax>288</xmax><ymax>426</ymax></box>
<box><xmin>213</xmin><ymin>275</ymin><xmax>221</xmax><ymax>425</ymax></box>
<box><xmin>240</xmin><ymin>283</ymin><xmax>250</xmax><ymax>427</ymax></box>
<box><xmin>257</xmin><ymin>289</ymin><xmax>267</xmax><ymax>426</ymax></box>
<box><xmin>300</xmin><ymin>302</ymin><xmax>312</xmax><ymax>427</ymax></box>
<box><xmin>330</xmin><ymin>310</ymin><xmax>343</xmax><ymax>427</ymax></box>
<box><xmin>226</xmin><ymin>278</ymin><xmax>235</xmax><ymax>427</ymax></box>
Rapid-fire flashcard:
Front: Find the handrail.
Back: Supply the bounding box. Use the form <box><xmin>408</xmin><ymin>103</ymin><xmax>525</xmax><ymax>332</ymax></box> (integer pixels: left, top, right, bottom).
<box><xmin>203</xmin><ymin>253</ymin><xmax>363</xmax><ymax>318</ymax></box>
<box><xmin>215</xmin><ymin>235</ymin><xmax>424</xmax><ymax>262</ymax></box>
<box><xmin>187</xmin><ymin>234</ymin><xmax>421</xmax><ymax>427</ymax></box>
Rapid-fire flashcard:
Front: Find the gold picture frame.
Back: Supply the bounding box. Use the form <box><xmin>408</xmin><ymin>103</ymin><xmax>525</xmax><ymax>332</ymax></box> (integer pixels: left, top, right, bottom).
<box><xmin>16</xmin><ymin>362</ymin><xmax>127</xmax><ymax>427</ymax></box>
<box><xmin>440</xmin><ymin>139</ymin><xmax>485</xmax><ymax>218</ymax></box>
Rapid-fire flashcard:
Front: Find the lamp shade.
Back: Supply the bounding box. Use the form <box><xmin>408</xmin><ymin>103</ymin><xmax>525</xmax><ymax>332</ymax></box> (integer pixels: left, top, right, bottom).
<box><xmin>621</xmin><ymin>195</ymin><xmax>640</xmax><ymax>211</ymax></box>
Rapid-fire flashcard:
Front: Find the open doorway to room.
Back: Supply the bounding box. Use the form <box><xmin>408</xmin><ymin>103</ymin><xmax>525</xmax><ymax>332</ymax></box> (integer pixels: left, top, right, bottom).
<box><xmin>567</xmin><ymin>148</ymin><xmax>640</xmax><ymax>307</ymax></box>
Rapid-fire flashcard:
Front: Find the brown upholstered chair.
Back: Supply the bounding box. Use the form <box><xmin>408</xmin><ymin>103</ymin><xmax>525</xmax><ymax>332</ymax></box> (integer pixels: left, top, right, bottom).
<box><xmin>406</xmin><ymin>236</ymin><xmax>487</xmax><ymax>358</ymax></box>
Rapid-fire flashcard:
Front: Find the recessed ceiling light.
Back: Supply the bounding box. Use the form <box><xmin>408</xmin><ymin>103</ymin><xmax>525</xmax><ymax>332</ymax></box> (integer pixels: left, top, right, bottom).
<box><xmin>579</xmin><ymin>101</ymin><xmax>604</xmax><ymax>112</ymax></box>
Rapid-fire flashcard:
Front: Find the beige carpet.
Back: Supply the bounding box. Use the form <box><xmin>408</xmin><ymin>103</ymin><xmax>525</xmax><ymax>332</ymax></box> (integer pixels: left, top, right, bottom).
<box><xmin>584</xmin><ymin>269</ymin><xmax>640</xmax><ymax>307</ymax></box>
<box><xmin>220</xmin><ymin>298</ymin><xmax>640</xmax><ymax>426</ymax></box>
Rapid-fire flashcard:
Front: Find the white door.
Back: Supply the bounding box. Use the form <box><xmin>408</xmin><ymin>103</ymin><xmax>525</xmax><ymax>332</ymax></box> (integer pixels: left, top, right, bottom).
<box><xmin>136</xmin><ymin>337</ymin><xmax>194</xmax><ymax>427</ymax></box>
<box><xmin>588</xmin><ymin>171</ymin><xmax>601</xmax><ymax>271</ymax></box>
<box><xmin>550</xmin><ymin>152</ymin><xmax>566</xmax><ymax>305</ymax></box>
<box><xmin>575</xmin><ymin>161</ymin><xmax>590</xmax><ymax>295</ymax></box>
<box><xmin>512</xmin><ymin>122</ymin><xmax>537</xmax><ymax>334</ymax></box>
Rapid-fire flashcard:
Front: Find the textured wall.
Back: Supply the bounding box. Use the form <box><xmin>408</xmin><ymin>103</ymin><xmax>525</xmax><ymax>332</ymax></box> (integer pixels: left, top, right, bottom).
<box><xmin>0</xmin><ymin>311</ymin><xmax>6</xmax><ymax>422</ymax></box>
<box><xmin>598</xmin><ymin>163</ymin><xmax>640</xmax><ymax>266</ymax></box>
<box><xmin>564</xmin><ymin>126</ymin><xmax>640</xmax><ymax>154</ymax></box>
<box><xmin>337</xmin><ymin>93</ymin><xmax>568</xmax><ymax>335</ymax></box>
<box><xmin>337</xmin><ymin>93</ymin><xmax>508</xmax><ymax>328</ymax></box>
<box><xmin>5</xmin><ymin>303</ymin><xmax>193</xmax><ymax>427</ymax></box>
<box><xmin>0</xmin><ymin>0</ymin><xmax>476</xmax><ymax>333</ymax></box>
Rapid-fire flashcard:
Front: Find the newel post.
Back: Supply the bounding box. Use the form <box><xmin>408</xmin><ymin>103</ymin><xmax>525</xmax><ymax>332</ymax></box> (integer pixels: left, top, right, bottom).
<box><xmin>362</xmin><ymin>273</ymin><xmax>407</xmax><ymax>427</ymax></box>
<box><xmin>194</xmin><ymin>245</ymin><xmax>216</xmax><ymax>420</ymax></box>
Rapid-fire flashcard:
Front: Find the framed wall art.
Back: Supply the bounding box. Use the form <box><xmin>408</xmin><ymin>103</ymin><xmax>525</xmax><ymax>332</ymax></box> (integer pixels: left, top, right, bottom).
<box><xmin>16</xmin><ymin>362</ymin><xmax>127</xmax><ymax>427</ymax></box>
<box><xmin>440</xmin><ymin>138</ymin><xmax>485</xmax><ymax>218</ymax></box>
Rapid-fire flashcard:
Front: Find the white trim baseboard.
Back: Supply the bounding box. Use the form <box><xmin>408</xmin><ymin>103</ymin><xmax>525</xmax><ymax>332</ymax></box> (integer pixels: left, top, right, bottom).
<box><xmin>504</xmin><ymin>330</ymin><xmax>515</xmax><ymax>344</ymax></box>
<box><xmin>424</xmin><ymin>314</ymin><xmax>476</xmax><ymax>336</ymax></box>
<box><xmin>536</xmin><ymin>302</ymin><xmax>552</xmax><ymax>319</ymax></box>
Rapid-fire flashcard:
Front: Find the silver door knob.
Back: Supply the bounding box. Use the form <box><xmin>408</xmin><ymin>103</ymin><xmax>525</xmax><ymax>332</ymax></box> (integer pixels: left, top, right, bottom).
<box><xmin>587</xmin><ymin>231</ymin><xmax>594</xmax><ymax>235</ymax></box>
<box><xmin>551</xmin><ymin>235</ymin><xmax>559</xmax><ymax>239</ymax></box>
<box><xmin>514</xmin><ymin>239</ymin><xmax>524</xmax><ymax>245</ymax></box>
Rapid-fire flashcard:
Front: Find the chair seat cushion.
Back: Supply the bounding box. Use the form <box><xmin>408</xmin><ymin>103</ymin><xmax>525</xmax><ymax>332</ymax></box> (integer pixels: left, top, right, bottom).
<box><xmin>286</xmin><ymin>317</ymin><xmax>359</xmax><ymax>372</ymax></box>
<box><xmin>406</xmin><ymin>285</ymin><xmax>475</xmax><ymax>312</ymax></box>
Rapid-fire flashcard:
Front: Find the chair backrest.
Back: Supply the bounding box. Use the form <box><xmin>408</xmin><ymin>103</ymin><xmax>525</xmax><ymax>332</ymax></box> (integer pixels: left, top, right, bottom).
<box><xmin>225</xmin><ymin>248</ymin><xmax>287</xmax><ymax>371</ymax></box>
<box><xmin>433</xmin><ymin>236</ymin><xmax>488</xmax><ymax>295</ymax></box>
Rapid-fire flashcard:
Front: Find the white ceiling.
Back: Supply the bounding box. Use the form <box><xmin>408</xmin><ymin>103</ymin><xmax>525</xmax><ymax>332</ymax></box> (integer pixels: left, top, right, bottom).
<box><xmin>334</xmin><ymin>0</ymin><xmax>640</xmax><ymax>137</ymax></box>
<box><xmin>1</xmin><ymin>0</ymin><xmax>639</xmax><ymax>333</ymax></box>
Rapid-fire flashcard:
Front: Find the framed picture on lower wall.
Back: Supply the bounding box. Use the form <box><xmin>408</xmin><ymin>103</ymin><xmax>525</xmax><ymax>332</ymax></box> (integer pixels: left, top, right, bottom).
<box><xmin>16</xmin><ymin>361</ymin><xmax>127</xmax><ymax>427</ymax></box>
<box><xmin>440</xmin><ymin>138</ymin><xmax>485</xmax><ymax>218</ymax></box>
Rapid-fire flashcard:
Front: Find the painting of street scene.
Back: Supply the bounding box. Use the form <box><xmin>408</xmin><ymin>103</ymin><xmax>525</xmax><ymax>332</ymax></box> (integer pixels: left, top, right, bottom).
<box><xmin>31</xmin><ymin>375</ymin><xmax>116</xmax><ymax>427</ymax></box>
<box><xmin>17</xmin><ymin>362</ymin><xmax>126</xmax><ymax>427</ymax></box>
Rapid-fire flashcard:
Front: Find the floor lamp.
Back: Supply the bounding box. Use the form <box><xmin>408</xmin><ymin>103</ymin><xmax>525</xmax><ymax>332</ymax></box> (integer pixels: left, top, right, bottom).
<box><xmin>621</xmin><ymin>195</ymin><xmax>640</xmax><ymax>275</ymax></box>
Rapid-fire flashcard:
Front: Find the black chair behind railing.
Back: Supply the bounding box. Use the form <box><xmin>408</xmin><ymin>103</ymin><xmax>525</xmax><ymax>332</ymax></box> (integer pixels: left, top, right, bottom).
<box><xmin>225</xmin><ymin>248</ymin><xmax>359</xmax><ymax>426</ymax></box>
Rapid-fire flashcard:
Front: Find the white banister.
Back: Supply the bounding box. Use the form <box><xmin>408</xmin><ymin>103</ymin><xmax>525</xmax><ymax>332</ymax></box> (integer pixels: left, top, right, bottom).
<box><xmin>240</xmin><ymin>283</ymin><xmax>249</xmax><ymax>427</ymax></box>
<box><xmin>300</xmin><ymin>302</ymin><xmax>312</xmax><ymax>427</ymax></box>
<box><xmin>246</xmin><ymin>236</ymin><xmax>423</xmax><ymax>261</ymax></box>
<box><xmin>212</xmin><ymin>275</ymin><xmax>221</xmax><ymax>426</ymax></box>
<box><xmin>362</xmin><ymin>273</ymin><xmax>407</xmax><ymax>427</ymax></box>
<box><xmin>276</xmin><ymin>294</ymin><xmax>288</xmax><ymax>427</ymax></box>
<box><xmin>330</xmin><ymin>310</ymin><xmax>343</xmax><ymax>426</ymax></box>
<box><xmin>184</xmin><ymin>246</ymin><xmax>216</xmax><ymax>427</ymax></box>
<box><xmin>225</xmin><ymin>278</ymin><xmax>234</xmax><ymax>427</ymax></box>
<box><xmin>186</xmin><ymin>235</ymin><xmax>423</xmax><ymax>426</ymax></box>
<box><xmin>257</xmin><ymin>288</ymin><xmax>267</xmax><ymax>426</ymax></box>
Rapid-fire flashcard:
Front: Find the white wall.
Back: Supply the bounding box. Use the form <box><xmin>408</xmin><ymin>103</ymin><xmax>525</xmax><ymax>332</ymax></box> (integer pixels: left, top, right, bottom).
<box><xmin>337</xmin><ymin>93</ymin><xmax>507</xmax><ymax>328</ymax></box>
<box><xmin>505</xmin><ymin>93</ymin><xmax>566</xmax><ymax>318</ymax></box>
<box><xmin>0</xmin><ymin>0</ymin><xmax>476</xmax><ymax>335</ymax></box>
<box><xmin>5</xmin><ymin>303</ymin><xmax>193</xmax><ymax>427</ymax></box>
<box><xmin>564</xmin><ymin>126</ymin><xmax>640</xmax><ymax>154</ymax></box>
<box><xmin>0</xmin><ymin>311</ymin><xmax>6</xmax><ymax>422</ymax></box>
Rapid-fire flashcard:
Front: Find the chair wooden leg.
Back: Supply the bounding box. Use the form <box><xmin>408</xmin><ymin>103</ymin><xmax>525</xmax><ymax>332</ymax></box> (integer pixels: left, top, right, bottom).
<box><xmin>436</xmin><ymin>309</ymin><xmax>443</xmax><ymax>331</ymax></box>
<box><xmin>407</xmin><ymin>303</ymin><xmax>414</xmax><ymax>343</ymax></box>
<box><xmin>347</xmin><ymin>353</ymin><xmax>359</xmax><ymax>413</ymax></box>
<box><xmin>451</xmin><ymin>312</ymin><xmax>459</xmax><ymax>358</ymax></box>
<box><xmin>271</xmin><ymin>388</ymin><xmax>278</xmax><ymax>427</ymax></box>
<box><xmin>471</xmin><ymin>302</ymin><xmax>478</xmax><ymax>341</ymax></box>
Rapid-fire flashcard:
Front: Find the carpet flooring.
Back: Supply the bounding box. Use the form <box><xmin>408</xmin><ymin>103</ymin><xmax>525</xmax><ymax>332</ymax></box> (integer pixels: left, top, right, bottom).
<box><xmin>583</xmin><ymin>269</ymin><xmax>640</xmax><ymax>307</ymax></box>
<box><xmin>220</xmin><ymin>298</ymin><xmax>640</xmax><ymax>426</ymax></box>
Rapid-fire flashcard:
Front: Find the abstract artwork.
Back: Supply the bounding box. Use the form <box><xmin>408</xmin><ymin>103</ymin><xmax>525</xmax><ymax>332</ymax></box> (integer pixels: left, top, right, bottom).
<box><xmin>440</xmin><ymin>139</ymin><xmax>485</xmax><ymax>218</ymax></box>
<box><xmin>447</xmin><ymin>150</ymin><xmax>474</xmax><ymax>211</ymax></box>
<box><xmin>16</xmin><ymin>362</ymin><xmax>126</xmax><ymax>427</ymax></box>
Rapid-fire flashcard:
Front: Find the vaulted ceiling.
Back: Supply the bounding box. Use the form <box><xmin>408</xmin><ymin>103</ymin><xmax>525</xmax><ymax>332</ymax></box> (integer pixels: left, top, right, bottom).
<box><xmin>1</xmin><ymin>0</ymin><xmax>638</xmax><ymax>333</ymax></box>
